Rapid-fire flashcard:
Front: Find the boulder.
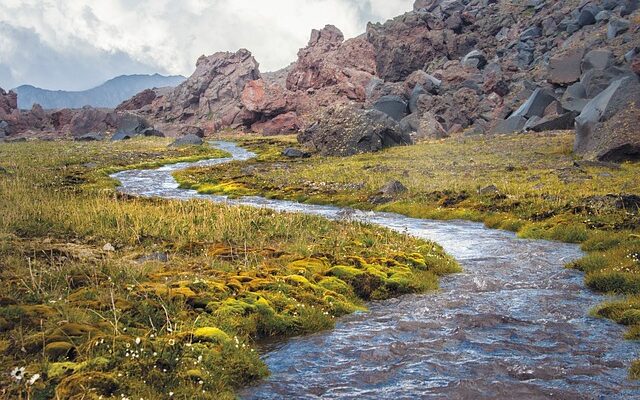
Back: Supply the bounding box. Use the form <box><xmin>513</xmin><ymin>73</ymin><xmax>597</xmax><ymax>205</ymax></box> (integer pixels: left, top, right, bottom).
<box><xmin>529</xmin><ymin>112</ymin><xmax>579</xmax><ymax>132</ymax></box>
<box><xmin>251</xmin><ymin>112</ymin><xmax>301</xmax><ymax>136</ymax></box>
<box><xmin>75</xmin><ymin>132</ymin><xmax>104</xmax><ymax>141</ymax></box>
<box><xmin>373</xmin><ymin>95</ymin><xmax>408</xmax><ymax>121</ymax></box>
<box><xmin>409</xmin><ymin>85</ymin><xmax>427</xmax><ymax>114</ymax></box>
<box><xmin>492</xmin><ymin>115</ymin><xmax>527</xmax><ymax>134</ymax></box>
<box><xmin>241</xmin><ymin>79</ymin><xmax>290</xmax><ymax>117</ymax></box>
<box><xmin>462</xmin><ymin>50</ymin><xmax>487</xmax><ymax>70</ymax></box>
<box><xmin>298</xmin><ymin>105</ymin><xmax>412</xmax><ymax>156</ymax></box>
<box><xmin>577</xmin><ymin>8</ymin><xmax>597</xmax><ymax>27</ymax></box>
<box><xmin>111</xmin><ymin>131</ymin><xmax>135</xmax><ymax>141</ymax></box>
<box><xmin>0</xmin><ymin>120</ymin><xmax>8</xmax><ymax>137</ymax></box>
<box><xmin>607</xmin><ymin>18</ymin><xmax>630</xmax><ymax>40</ymax></box>
<box><xmin>512</xmin><ymin>88</ymin><xmax>556</xmax><ymax>119</ymax></box>
<box><xmin>581</xmin><ymin>49</ymin><xmax>614</xmax><ymax>72</ymax></box>
<box><xmin>416</xmin><ymin>112</ymin><xmax>448</xmax><ymax>140</ymax></box>
<box><xmin>282</xmin><ymin>148</ymin><xmax>311</xmax><ymax>158</ymax></box>
<box><xmin>579</xmin><ymin>103</ymin><xmax>640</xmax><ymax>162</ymax></box>
<box><xmin>169</xmin><ymin>134</ymin><xmax>204</xmax><ymax>147</ymax></box>
<box><xmin>580</xmin><ymin>66</ymin><xmax>636</xmax><ymax>98</ymax></box>
<box><xmin>575</xmin><ymin>77</ymin><xmax>640</xmax><ymax>155</ymax></box>
<box><xmin>378</xmin><ymin>180</ymin><xmax>408</xmax><ymax>196</ymax></box>
<box><xmin>548</xmin><ymin>48</ymin><xmax>585</xmax><ymax>84</ymax></box>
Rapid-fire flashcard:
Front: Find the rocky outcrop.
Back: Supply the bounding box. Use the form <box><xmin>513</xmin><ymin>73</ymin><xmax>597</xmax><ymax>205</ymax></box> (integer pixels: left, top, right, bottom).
<box><xmin>69</xmin><ymin>107</ymin><xmax>110</xmax><ymax>137</ymax></box>
<box><xmin>151</xmin><ymin>49</ymin><xmax>260</xmax><ymax>130</ymax></box>
<box><xmin>116</xmin><ymin>89</ymin><xmax>157</xmax><ymax>112</ymax></box>
<box><xmin>285</xmin><ymin>25</ymin><xmax>377</xmax><ymax>115</ymax></box>
<box><xmin>298</xmin><ymin>105</ymin><xmax>412</xmax><ymax>156</ymax></box>
<box><xmin>0</xmin><ymin>88</ymin><xmax>19</xmax><ymax>135</ymax></box>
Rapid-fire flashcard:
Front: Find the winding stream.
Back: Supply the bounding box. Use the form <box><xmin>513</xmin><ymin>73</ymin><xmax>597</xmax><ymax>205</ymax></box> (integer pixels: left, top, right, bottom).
<box><xmin>112</xmin><ymin>141</ymin><xmax>640</xmax><ymax>399</ymax></box>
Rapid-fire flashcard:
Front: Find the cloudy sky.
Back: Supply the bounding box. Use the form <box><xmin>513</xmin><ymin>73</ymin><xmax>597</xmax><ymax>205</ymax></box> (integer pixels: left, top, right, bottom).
<box><xmin>0</xmin><ymin>0</ymin><xmax>411</xmax><ymax>91</ymax></box>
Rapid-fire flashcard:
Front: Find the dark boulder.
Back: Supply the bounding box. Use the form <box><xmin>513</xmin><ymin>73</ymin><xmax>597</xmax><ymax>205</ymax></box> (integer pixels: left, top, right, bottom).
<box><xmin>169</xmin><ymin>134</ymin><xmax>204</xmax><ymax>147</ymax></box>
<box><xmin>462</xmin><ymin>50</ymin><xmax>487</xmax><ymax>70</ymax></box>
<box><xmin>116</xmin><ymin>114</ymin><xmax>150</xmax><ymax>135</ymax></box>
<box><xmin>0</xmin><ymin>120</ymin><xmax>8</xmax><ymax>137</ymax></box>
<box><xmin>111</xmin><ymin>131</ymin><xmax>135</xmax><ymax>141</ymax></box>
<box><xmin>373</xmin><ymin>95</ymin><xmax>408</xmax><ymax>121</ymax></box>
<box><xmin>580</xmin><ymin>66</ymin><xmax>636</xmax><ymax>98</ymax></box>
<box><xmin>409</xmin><ymin>85</ymin><xmax>427</xmax><ymax>114</ymax></box>
<box><xmin>282</xmin><ymin>148</ymin><xmax>311</xmax><ymax>158</ymax></box>
<box><xmin>581</xmin><ymin>49</ymin><xmax>614</xmax><ymax>72</ymax></box>
<box><xmin>512</xmin><ymin>88</ymin><xmax>556</xmax><ymax>119</ymax></box>
<box><xmin>298</xmin><ymin>105</ymin><xmax>412</xmax><ymax>157</ymax></box>
<box><xmin>607</xmin><ymin>18</ymin><xmax>630</xmax><ymax>40</ymax></box>
<box><xmin>575</xmin><ymin>76</ymin><xmax>640</xmax><ymax>156</ymax></box>
<box><xmin>548</xmin><ymin>48</ymin><xmax>585</xmax><ymax>84</ymax></box>
<box><xmin>577</xmin><ymin>8</ymin><xmax>597</xmax><ymax>27</ymax></box>
<box><xmin>75</xmin><ymin>132</ymin><xmax>104</xmax><ymax>141</ymax></box>
<box><xmin>529</xmin><ymin>112</ymin><xmax>579</xmax><ymax>132</ymax></box>
<box><xmin>561</xmin><ymin>82</ymin><xmax>590</xmax><ymax>112</ymax></box>
<box><xmin>492</xmin><ymin>115</ymin><xmax>527</xmax><ymax>134</ymax></box>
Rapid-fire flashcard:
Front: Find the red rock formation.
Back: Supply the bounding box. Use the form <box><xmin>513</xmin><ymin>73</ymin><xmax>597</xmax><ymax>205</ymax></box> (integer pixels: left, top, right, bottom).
<box><xmin>116</xmin><ymin>89</ymin><xmax>157</xmax><ymax>112</ymax></box>
<box><xmin>151</xmin><ymin>49</ymin><xmax>260</xmax><ymax>129</ymax></box>
<box><xmin>251</xmin><ymin>111</ymin><xmax>301</xmax><ymax>136</ymax></box>
<box><xmin>241</xmin><ymin>79</ymin><xmax>291</xmax><ymax>117</ymax></box>
<box><xmin>286</xmin><ymin>25</ymin><xmax>377</xmax><ymax>115</ymax></box>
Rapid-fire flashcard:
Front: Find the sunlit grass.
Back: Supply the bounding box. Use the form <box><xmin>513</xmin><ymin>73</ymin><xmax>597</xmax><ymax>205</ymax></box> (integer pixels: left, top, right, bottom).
<box><xmin>0</xmin><ymin>137</ymin><xmax>456</xmax><ymax>399</ymax></box>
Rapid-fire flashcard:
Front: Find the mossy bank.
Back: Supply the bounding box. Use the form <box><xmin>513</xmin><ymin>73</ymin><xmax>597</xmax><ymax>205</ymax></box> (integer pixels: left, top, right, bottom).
<box><xmin>0</xmin><ymin>137</ymin><xmax>458</xmax><ymax>399</ymax></box>
<box><xmin>175</xmin><ymin>132</ymin><xmax>640</xmax><ymax>375</ymax></box>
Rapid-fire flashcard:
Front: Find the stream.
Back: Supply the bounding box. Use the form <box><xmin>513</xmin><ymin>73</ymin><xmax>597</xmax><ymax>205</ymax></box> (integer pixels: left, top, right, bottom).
<box><xmin>111</xmin><ymin>141</ymin><xmax>640</xmax><ymax>399</ymax></box>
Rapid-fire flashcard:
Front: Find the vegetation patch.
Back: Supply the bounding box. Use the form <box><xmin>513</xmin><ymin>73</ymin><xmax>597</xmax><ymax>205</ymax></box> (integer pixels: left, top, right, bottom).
<box><xmin>0</xmin><ymin>137</ymin><xmax>457</xmax><ymax>398</ymax></box>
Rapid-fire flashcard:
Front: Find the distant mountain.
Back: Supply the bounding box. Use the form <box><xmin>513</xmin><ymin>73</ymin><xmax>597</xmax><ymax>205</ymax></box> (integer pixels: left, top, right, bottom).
<box><xmin>14</xmin><ymin>74</ymin><xmax>186</xmax><ymax>110</ymax></box>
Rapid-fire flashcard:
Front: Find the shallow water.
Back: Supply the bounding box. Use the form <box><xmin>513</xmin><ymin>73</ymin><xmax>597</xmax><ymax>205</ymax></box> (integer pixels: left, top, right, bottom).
<box><xmin>112</xmin><ymin>141</ymin><xmax>640</xmax><ymax>399</ymax></box>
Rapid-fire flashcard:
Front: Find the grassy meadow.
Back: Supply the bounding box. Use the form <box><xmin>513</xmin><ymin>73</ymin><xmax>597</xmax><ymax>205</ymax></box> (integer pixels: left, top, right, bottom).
<box><xmin>0</xmin><ymin>137</ymin><xmax>458</xmax><ymax>399</ymax></box>
<box><xmin>175</xmin><ymin>132</ymin><xmax>640</xmax><ymax>373</ymax></box>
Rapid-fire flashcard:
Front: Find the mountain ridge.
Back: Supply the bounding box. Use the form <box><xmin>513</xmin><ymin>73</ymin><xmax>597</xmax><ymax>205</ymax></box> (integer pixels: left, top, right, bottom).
<box><xmin>13</xmin><ymin>73</ymin><xmax>186</xmax><ymax>109</ymax></box>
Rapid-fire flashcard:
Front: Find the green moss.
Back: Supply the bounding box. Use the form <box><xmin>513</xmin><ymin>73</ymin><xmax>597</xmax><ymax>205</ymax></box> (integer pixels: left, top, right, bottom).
<box><xmin>193</xmin><ymin>327</ymin><xmax>231</xmax><ymax>344</ymax></box>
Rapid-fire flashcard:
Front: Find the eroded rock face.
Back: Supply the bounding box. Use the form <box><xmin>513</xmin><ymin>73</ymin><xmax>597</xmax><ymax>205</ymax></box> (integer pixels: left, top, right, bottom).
<box><xmin>298</xmin><ymin>105</ymin><xmax>412</xmax><ymax>156</ymax></box>
<box><xmin>286</xmin><ymin>25</ymin><xmax>377</xmax><ymax>115</ymax></box>
<box><xmin>153</xmin><ymin>49</ymin><xmax>260</xmax><ymax>129</ymax></box>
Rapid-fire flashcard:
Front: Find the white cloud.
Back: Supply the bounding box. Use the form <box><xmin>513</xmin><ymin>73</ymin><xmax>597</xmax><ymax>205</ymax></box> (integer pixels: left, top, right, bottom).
<box><xmin>0</xmin><ymin>0</ymin><xmax>411</xmax><ymax>90</ymax></box>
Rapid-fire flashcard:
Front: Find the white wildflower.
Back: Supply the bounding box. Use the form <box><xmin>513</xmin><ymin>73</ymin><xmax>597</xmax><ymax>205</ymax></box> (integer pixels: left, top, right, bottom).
<box><xmin>10</xmin><ymin>367</ymin><xmax>25</xmax><ymax>381</ymax></box>
<box><xmin>28</xmin><ymin>373</ymin><xmax>41</xmax><ymax>385</ymax></box>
